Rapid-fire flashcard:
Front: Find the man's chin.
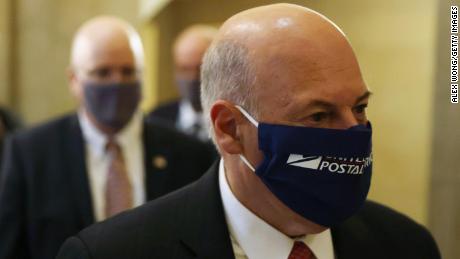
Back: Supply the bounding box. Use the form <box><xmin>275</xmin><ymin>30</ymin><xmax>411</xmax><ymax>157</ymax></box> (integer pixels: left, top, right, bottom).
<box><xmin>284</xmin><ymin>210</ymin><xmax>330</xmax><ymax>236</ymax></box>
<box><xmin>288</xmin><ymin>219</ymin><xmax>328</xmax><ymax>237</ymax></box>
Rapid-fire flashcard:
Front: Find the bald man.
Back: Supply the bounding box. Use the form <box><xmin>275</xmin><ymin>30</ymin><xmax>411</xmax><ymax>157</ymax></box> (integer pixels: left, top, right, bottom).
<box><xmin>0</xmin><ymin>16</ymin><xmax>214</xmax><ymax>259</ymax></box>
<box><xmin>57</xmin><ymin>5</ymin><xmax>440</xmax><ymax>259</ymax></box>
<box><xmin>147</xmin><ymin>25</ymin><xmax>217</xmax><ymax>142</ymax></box>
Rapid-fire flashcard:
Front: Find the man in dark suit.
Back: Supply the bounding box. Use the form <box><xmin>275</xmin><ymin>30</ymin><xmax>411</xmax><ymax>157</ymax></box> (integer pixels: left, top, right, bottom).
<box><xmin>57</xmin><ymin>4</ymin><xmax>441</xmax><ymax>259</ymax></box>
<box><xmin>147</xmin><ymin>25</ymin><xmax>217</xmax><ymax>143</ymax></box>
<box><xmin>0</xmin><ymin>16</ymin><xmax>214</xmax><ymax>259</ymax></box>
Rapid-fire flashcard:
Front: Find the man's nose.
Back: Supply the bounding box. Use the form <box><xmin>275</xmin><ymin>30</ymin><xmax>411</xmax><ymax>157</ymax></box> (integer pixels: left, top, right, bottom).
<box><xmin>108</xmin><ymin>71</ymin><xmax>126</xmax><ymax>83</ymax></box>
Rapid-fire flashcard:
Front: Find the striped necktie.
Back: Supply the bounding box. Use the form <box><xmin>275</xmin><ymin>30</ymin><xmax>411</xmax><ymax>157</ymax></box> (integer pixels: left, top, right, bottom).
<box><xmin>104</xmin><ymin>138</ymin><xmax>133</xmax><ymax>218</ymax></box>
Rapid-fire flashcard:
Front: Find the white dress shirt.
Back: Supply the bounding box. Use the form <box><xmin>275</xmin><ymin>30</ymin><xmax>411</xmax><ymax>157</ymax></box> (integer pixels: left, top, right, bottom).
<box><xmin>79</xmin><ymin>110</ymin><xmax>146</xmax><ymax>222</ymax></box>
<box><xmin>176</xmin><ymin>100</ymin><xmax>208</xmax><ymax>141</ymax></box>
<box><xmin>218</xmin><ymin>159</ymin><xmax>335</xmax><ymax>259</ymax></box>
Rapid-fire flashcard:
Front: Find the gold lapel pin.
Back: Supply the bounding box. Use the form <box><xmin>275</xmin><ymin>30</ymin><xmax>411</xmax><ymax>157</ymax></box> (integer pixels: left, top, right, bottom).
<box><xmin>152</xmin><ymin>155</ymin><xmax>168</xmax><ymax>170</ymax></box>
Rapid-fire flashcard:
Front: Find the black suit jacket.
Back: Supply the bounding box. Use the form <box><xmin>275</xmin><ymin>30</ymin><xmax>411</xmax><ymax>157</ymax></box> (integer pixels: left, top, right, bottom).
<box><xmin>0</xmin><ymin>114</ymin><xmax>216</xmax><ymax>259</ymax></box>
<box><xmin>146</xmin><ymin>100</ymin><xmax>180</xmax><ymax>129</ymax></box>
<box><xmin>57</xmin><ymin>161</ymin><xmax>441</xmax><ymax>259</ymax></box>
<box><xmin>147</xmin><ymin>100</ymin><xmax>218</xmax><ymax>157</ymax></box>
<box><xmin>0</xmin><ymin>106</ymin><xmax>23</xmax><ymax>170</ymax></box>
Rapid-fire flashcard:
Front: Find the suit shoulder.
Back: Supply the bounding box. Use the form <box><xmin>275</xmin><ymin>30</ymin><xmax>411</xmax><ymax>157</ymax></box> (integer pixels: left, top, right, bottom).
<box><xmin>76</xmin><ymin>182</ymin><xmax>198</xmax><ymax>254</ymax></box>
<box><xmin>148</xmin><ymin>101</ymin><xmax>179</xmax><ymax>116</ymax></box>
<box><xmin>10</xmin><ymin>113</ymin><xmax>76</xmax><ymax>145</ymax></box>
<box><xmin>358</xmin><ymin>201</ymin><xmax>440</xmax><ymax>256</ymax></box>
<box><xmin>144</xmin><ymin>119</ymin><xmax>213</xmax><ymax>151</ymax></box>
<box><xmin>61</xmin><ymin>186</ymin><xmax>192</xmax><ymax>258</ymax></box>
<box><xmin>360</xmin><ymin>201</ymin><xmax>426</xmax><ymax>229</ymax></box>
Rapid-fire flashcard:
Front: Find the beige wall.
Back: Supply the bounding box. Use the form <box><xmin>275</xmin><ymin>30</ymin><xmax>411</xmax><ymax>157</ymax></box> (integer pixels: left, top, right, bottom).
<box><xmin>0</xmin><ymin>0</ymin><xmax>12</xmax><ymax>106</ymax></box>
<box><xmin>429</xmin><ymin>0</ymin><xmax>460</xmax><ymax>258</ymax></box>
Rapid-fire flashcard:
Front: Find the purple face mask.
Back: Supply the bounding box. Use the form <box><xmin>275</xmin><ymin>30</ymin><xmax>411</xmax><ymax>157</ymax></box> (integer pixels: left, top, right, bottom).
<box><xmin>83</xmin><ymin>81</ymin><xmax>141</xmax><ymax>131</ymax></box>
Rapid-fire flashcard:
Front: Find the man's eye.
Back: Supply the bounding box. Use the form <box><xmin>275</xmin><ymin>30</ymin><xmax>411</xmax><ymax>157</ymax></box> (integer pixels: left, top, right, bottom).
<box><xmin>94</xmin><ymin>68</ymin><xmax>110</xmax><ymax>78</ymax></box>
<box><xmin>310</xmin><ymin>112</ymin><xmax>328</xmax><ymax>122</ymax></box>
<box><xmin>354</xmin><ymin>104</ymin><xmax>368</xmax><ymax>114</ymax></box>
<box><xmin>122</xmin><ymin>67</ymin><xmax>136</xmax><ymax>77</ymax></box>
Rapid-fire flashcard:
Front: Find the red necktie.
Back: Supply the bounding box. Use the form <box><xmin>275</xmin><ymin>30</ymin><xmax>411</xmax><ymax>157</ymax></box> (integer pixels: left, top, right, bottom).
<box><xmin>288</xmin><ymin>241</ymin><xmax>314</xmax><ymax>259</ymax></box>
<box><xmin>104</xmin><ymin>138</ymin><xmax>133</xmax><ymax>218</ymax></box>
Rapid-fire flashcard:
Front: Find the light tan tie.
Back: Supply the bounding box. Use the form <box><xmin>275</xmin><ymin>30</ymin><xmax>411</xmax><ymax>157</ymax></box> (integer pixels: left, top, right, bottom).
<box><xmin>104</xmin><ymin>138</ymin><xmax>133</xmax><ymax>218</ymax></box>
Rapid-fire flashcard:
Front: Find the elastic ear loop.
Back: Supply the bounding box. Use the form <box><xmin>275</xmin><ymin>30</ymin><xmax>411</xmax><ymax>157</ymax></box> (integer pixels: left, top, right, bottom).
<box><xmin>235</xmin><ymin>105</ymin><xmax>258</xmax><ymax>172</ymax></box>
<box><xmin>239</xmin><ymin>154</ymin><xmax>256</xmax><ymax>172</ymax></box>
<box><xmin>235</xmin><ymin>105</ymin><xmax>259</xmax><ymax>127</ymax></box>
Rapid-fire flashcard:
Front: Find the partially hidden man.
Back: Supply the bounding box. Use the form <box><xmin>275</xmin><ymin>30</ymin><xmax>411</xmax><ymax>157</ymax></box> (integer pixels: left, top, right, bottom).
<box><xmin>147</xmin><ymin>24</ymin><xmax>217</xmax><ymax>143</ymax></box>
<box><xmin>0</xmin><ymin>16</ymin><xmax>215</xmax><ymax>259</ymax></box>
<box><xmin>57</xmin><ymin>5</ymin><xmax>441</xmax><ymax>259</ymax></box>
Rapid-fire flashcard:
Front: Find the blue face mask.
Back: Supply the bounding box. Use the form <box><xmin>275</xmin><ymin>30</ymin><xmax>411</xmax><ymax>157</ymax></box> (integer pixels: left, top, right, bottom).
<box><xmin>236</xmin><ymin>106</ymin><xmax>373</xmax><ymax>227</ymax></box>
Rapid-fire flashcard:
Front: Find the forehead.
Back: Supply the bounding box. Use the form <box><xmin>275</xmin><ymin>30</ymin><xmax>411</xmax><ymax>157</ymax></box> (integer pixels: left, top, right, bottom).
<box><xmin>92</xmin><ymin>43</ymin><xmax>135</xmax><ymax>69</ymax></box>
<box><xmin>174</xmin><ymin>36</ymin><xmax>211</xmax><ymax>66</ymax></box>
<box><xmin>252</xmin><ymin>34</ymin><xmax>368</xmax><ymax>119</ymax></box>
<box><xmin>76</xmin><ymin>35</ymin><xmax>137</xmax><ymax>70</ymax></box>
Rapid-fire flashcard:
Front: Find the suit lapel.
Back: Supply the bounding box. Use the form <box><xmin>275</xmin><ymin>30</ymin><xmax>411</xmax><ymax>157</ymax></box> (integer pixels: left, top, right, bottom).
<box><xmin>65</xmin><ymin>114</ymin><xmax>94</xmax><ymax>227</ymax></box>
<box><xmin>172</xmin><ymin>101</ymin><xmax>180</xmax><ymax>123</ymax></box>
<box><xmin>142</xmin><ymin>120</ymin><xmax>171</xmax><ymax>200</ymax></box>
<box><xmin>178</xmin><ymin>162</ymin><xmax>235</xmax><ymax>259</ymax></box>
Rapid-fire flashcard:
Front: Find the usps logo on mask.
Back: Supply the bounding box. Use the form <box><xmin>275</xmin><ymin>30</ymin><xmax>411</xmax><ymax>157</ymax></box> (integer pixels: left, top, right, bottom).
<box><xmin>286</xmin><ymin>155</ymin><xmax>323</xmax><ymax>169</ymax></box>
<box><xmin>287</xmin><ymin>154</ymin><xmax>372</xmax><ymax>175</ymax></box>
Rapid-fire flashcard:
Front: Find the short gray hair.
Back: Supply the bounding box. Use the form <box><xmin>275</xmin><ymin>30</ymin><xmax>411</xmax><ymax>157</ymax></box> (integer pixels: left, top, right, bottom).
<box><xmin>201</xmin><ymin>40</ymin><xmax>257</xmax><ymax>146</ymax></box>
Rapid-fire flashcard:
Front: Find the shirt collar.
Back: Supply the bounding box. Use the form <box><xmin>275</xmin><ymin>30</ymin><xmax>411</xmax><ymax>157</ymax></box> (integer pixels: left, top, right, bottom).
<box><xmin>218</xmin><ymin>159</ymin><xmax>335</xmax><ymax>259</ymax></box>
<box><xmin>78</xmin><ymin>109</ymin><xmax>143</xmax><ymax>158</ymax></box>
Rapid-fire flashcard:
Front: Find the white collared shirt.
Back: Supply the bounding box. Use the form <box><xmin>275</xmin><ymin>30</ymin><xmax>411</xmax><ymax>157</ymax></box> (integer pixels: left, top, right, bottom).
<box><xmin>78</xmin><ymin>110</ymin><xmax>146</xmax><ymax>222</ymax></box>
<box><xmin>176</xmin><ymin>100</ymin><xmax>208</xmax><ymax>141</ymax></box>
<box><xmin>218</xmin><ymin>159</ymin><xmax>335</xmax><ymax>259</ymax></box>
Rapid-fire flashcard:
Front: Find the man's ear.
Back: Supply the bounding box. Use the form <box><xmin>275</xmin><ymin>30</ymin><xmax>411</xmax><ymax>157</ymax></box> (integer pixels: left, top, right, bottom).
<box><xmin>67</xmin><ymin>66</ymin><xmax>82</xmax><ymax>100</ymax></box>
<box><xmin>210</xmin><ymin>100</ymin><xmax>244</xmax><ymax>154</ymax></box>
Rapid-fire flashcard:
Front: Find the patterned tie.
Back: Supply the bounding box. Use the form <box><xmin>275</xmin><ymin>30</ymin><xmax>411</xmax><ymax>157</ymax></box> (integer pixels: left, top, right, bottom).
<box><xmin>104</xmin><ymin>138</ymin><xmax>133</xmax><ymax>218</ymax></box>
<box><xmin>288</xmin><ymin>241</ymin><xmax>314</xmax><ymax>259</ymax></box>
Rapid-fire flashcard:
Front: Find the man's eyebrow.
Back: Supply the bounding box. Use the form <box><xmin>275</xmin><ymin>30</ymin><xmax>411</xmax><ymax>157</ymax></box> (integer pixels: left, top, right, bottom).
<box><xmin>299</xmin><ymin>91</ymin><xmax>373</xmax><ymax>111</ymax></box>
<box><xmin>355</xmin><ymin>91</ymin><xmax>372</xmax><ymax>104</ymax></box>
<box><xmin>304</xmin><ymin>100</ymin><xmax>335</xmax><ymax>110</ymax></box>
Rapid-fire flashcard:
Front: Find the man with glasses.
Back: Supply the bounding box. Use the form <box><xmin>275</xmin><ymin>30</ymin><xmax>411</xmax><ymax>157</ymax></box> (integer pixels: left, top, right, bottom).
<box><xmin>0</xmin><ymin>16</ymin><xmax>215</xmax><ymax>259</ymax></box>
